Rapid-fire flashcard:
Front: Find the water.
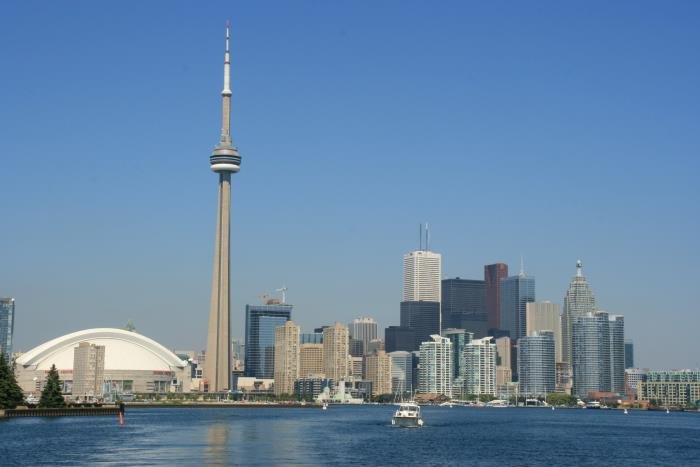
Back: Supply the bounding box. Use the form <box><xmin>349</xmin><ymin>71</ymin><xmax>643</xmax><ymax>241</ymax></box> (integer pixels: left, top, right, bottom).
<box><xmin>1</xmin><ymin>406</ymin><xmax>699</xmax><ymax>465</ymax></box>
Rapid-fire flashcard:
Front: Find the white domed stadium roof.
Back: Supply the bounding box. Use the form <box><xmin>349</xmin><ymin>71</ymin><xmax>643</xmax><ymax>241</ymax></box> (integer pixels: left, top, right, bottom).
<box><xmin>16</xmin><ymin>328</ymin><xmax>187</xmax><ymax>372</ymax></box>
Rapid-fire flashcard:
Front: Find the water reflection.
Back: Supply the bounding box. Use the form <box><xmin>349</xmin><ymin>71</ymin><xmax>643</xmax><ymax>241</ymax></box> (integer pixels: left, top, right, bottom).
<box><xmin>205</xmin><ymin>423</ymin><xmax>230</xmax><ymax>465</ymax></box>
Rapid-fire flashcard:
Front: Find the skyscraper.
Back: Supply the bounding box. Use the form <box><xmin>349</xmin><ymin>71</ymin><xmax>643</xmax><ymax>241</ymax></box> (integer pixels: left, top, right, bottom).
<box><xmin>624</xmin><ymin>340</ymin><xmax>634</xmax><ymax>369</ymax></box>
<box><xmin>518</xmin><ymin>331</ymin><xmax>556</xmax><ymax>397</ymax></box>
<box><xmin>400</xmin><ymin>301</ymin><xmax>440</xmax><ymax>350</ymax></box>
<box><xmin>274</xmin><ymin>320</ymin><xmax>300</xmax><ymax>395</ymax></box>
<box><xmin>384</xmin><ymin>326</ymin><xmax>415</xmax><ymax>353</ymax></box>
<box><xmin>495</xmin><ymin>336</ymin><xmax>512</xmax><ymax>387</ymax></box>
<box><xmin>572</xmin><ymin>311</ymin><xmax>610</xmax><ymax>396</ymax></box>
<box><xmin>244</xmin><ymin>303</ymin><xmax>292</xmax><ymax>378</ymax></box>
<box><xmin>463</xmin><ymin>337</ymin><xmax>497</xmax><ymax>396</ymax></box>
<box><xmin>441</xmin><ymin>278</ymin><xmax>486</xmax><ymax>331</ymax></box>
<box><xmin>323</xmin><ymin>323</ymin><xmax>349</xmax><ymax>381</ymax></box>
<box><xmin>561</xmin><ymin>260</ymin><xmax>596</xmax><ymax>365</ymax></box>
<box><xmin>484</xmin><ymin>263</ymin><xmax>508</xmax><ymax>330</ymax></box>
<box><xmin>348</xmin><ymin>317</ymin><xmax>378</xmax><ymax>355</ymax></box>
<box><xmin>403</xmin><ymin>250</ymin><xmax>442</xmax><ymax>302</ymax></box>
<box><xmin>418</xmin><ymin>335</ymin><xmax>452</xmax><ymax>397</ymax></box>
<box><xmin>364</xmin><ymin>350</ymin><xmax>392</xmax><ymax>396</ymax></box>
<box><xmin>442</xmin><ymin>328</ymin><xmax>473</xmax><ymax>385</ymax></box>
<box><xmin>609</xmin><ymin>315</ymin><xmax>625</xmax><ymax>395</ymax></box>
<box><xmin>205</xmin><ymin>24</ymin><xmax>242</xmax><ymax>392</ymax></box>
<box><xmin>0</xmin><ymin>297</ymin><xmax>15</xmax><ymax>361</ymax></box>
<box><xmin>526</xmin><ymin>301</ymin><xmax>562</xmax><ymax>363</ymax></box>
<box><xmin>388</xmin><ymin>351</ymin><xmax>413</xmax><ymax>396</ymax></box>
<box><xmin>299</xmin><ymin>343</ymin><xmax>324</xmax><ymax>378</ymax></box>
<box><xmin>500</xmin><ymin>271</ymin><xmax>535</xmax><ymax>342</ymax></box>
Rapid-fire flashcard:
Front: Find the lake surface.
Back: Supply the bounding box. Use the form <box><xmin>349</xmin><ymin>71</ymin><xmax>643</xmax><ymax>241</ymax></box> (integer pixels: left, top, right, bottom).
<box><xmin>1</xmin><ymin>405</ymin><xmax>699</xmax><ymax>465</ymax></box>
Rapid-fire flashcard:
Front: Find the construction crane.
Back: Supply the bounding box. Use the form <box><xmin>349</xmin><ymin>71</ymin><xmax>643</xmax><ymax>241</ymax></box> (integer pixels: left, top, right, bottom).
<box><xmin>275</xmin><ymin>286</ymin><xmax>288</xmax><ymax>304</ymax></box>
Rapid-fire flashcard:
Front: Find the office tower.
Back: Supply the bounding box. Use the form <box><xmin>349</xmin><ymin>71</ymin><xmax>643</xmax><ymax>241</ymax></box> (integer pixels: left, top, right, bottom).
<box><xmin>500</xmin><ymin>271</ymin><xmax>535</xmax><ymax>342</ymax></box>
<box><xmin>299</xmin><ymin>343</ymin><xmax>324</xmax><ymax>378</ymax></box>
<box><xmin>572</xmin><ymin>311</ymin><xmax>611</xmax><ymax>396</ymax></box>
<box><xmin>495</xmin><ymin>336</ymin><xmax>513</xmax><ymax>386</ymax></box>
<box><xmin>442</xmin><ymin>328</ymin><xmax>473</xmax><ymax>384</ymax></box>
<box><xmin>403</xmin><ymin>250</ymin><xmax>442</xmax><ymax>302</ymax></box>
<box><xmin>400</xmin><ymin>301</ymin><xmax>440</xmax><ymax>351</ymax></box>
<box><xmin>418</xmin><ymin>335</ymin><xmax>452</xmax><ymax>397</ymax></box>
<box><xmin>348</xmin><ymin>317</ymin><xmax>378</xmax><ymax>355</ymax></box>
<box><xmin>526</xmin><ymin>301</ymin><xmax>562</xmax><ymax>362</ymax></box>
<box><xmin>244</xmin><ymin>303</ymin><xmax>292</xmax><ymax>378</ymax></box>
<box><xmin>389</xmin><ymin>351</ymin><xmax>413</xmax><ymax>395</ymax></box>
<box><xmin>323</xmin><ymin>323</ymin><xmax>349</xmax><ymax>381</ymax></box>
<box><xmin>0</xmin><ymin>297</ymin><xmax>15</xmax><ymax>361</ymax></box>
<box><xmin>364</xmin><ymin>350</ymin><xmax>392</xmax><ymax>396</ymax></box>
<box><xmin>300</xmin><ymin>332</ymin><xmax>323</xmax><ymax>344</ymax></box>
<box><xmin>624</xmin><ymin>340</ymin><xmax>634</xmax><ymax>369</ymax></box>
<box><xmin>274</xmin><ymin>321</ymin><xmax>300</xmax><ymax>395</ymax></box>
<box><xmin>72</xmin><ymin>342</ymin><xmax>105</xmax><ymax>398</ymax></box>
<box><xmin>441</xmin><ymin>278</ymin><xmax>486</xmax><ymax>331</ymax></box>
<box><xmin>366</xmin><ymin>339</ymin><xmax>384</xmax><ymax>354</ymax></box>
<box><xmin>349</xmin><ymin>356</ymin><xmax>363</xmax><ymax>381</ymax></box>
<box><xmin>518</xmin><ymin>331</ymin><xmax>555</xmax><ymax>396</ymax></box>
<box><xmin>205</xmin><ymin>25</ymin><xmax>243</xmax><ymax>392</ymax></box>
<box><xmin>349</xmin><ymin>339</ymin><xmax>363</xmax><ymax>357</ymax></box>
<box><xmin>463</xmin><ymin>337</ymin><xmax>497</xmax><ymax>396</ymax></box>
<box><xmin>385</xmin><ymin>326</ymin><xmax>416</xmax><ymax>353</ymax></box>
<box><xmin>561</xmin><ymin>260</ymin><xmax>596</xmax><ymax>364</ymax></box>
<box><xmin>609</xmin><ymin>315</ymin><xmax>625</xmax><ymax>395</ymax></box>
<box><xmin>484</xmin><ymin>263</ymin><xmax>508</xmax><ymax>330</ymax></box>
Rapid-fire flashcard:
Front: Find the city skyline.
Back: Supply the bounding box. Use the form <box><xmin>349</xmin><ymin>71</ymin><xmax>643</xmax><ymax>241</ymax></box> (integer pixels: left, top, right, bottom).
<box><xmin>1</xmin><ymin>2</ymin><xmax>699</xmax><ymax>369</ymax></box>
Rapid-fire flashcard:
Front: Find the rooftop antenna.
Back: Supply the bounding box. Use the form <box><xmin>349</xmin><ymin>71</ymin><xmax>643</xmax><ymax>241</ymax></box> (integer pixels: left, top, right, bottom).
<box><xmin>519</xmin><ymin>255</ymin><xmax>525</xmax><ymax>276</ymax></box>
<box><xmin>419</xmin><ymin>223</ymin><xmax>423</xmax><ymax>251</ymax></box>
<box><xmin>426</xmin><ymin>223</ymin><xmax>430</xmax><ymax>251</ymax></box>
<box><xmin>576</xmin><ymin>259</ymin><xmax>583</xmax><ymax>277</ymax></box>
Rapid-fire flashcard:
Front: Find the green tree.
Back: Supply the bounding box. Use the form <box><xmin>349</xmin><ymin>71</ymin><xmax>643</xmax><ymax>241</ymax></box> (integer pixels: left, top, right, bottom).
<box><xmin>38</xmin><ymin>364</ymin><xmax>66</xmax><ymax>408</ymax></box>
<box><xmin>0</xmin><ymin>353</ymin><xmax>25</xmax><ymax>409</ymax></box>
<box><xmin>546</xmin><ymin>393</ymin><xmax>577</xmax><ymax>407</ymax></box>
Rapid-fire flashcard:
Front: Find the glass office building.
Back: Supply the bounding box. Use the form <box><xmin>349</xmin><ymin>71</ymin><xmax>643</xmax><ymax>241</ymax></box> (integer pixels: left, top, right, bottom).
<box><xmin>624</xmin><ymin>340</ymin><xmax>634</xmax><ymax>369</ymax></box>
<box><xmin>442</xmin><ymin>328</ymin><xmax>473</xmax><ymax>382</ymax></box>
<box><xmin>609</xmin><ymin>315</ymin><xmax>625</xmax><ymax>395</ymax></box>
<box><xmin>400</xmin><ymin>301</ymin><xmax>440</xmax><ymax>351</ymax></box>
<box><xmin>244</xmin><ymin>303</ymin><xmax>292</xmax><ymax>378</ymax></box>
<box><xmin>518</xmin><ymin>331</ymin><xmax>555</xmax><ymax>396</ymax></box>
<box><xmin>441</xmin><ymin>278</ymin><xmax>486</xmax><ymax>331</ymax></box>
<box><xmin>0</xmin><ymin>297</ymin><xmax>15</xmax><ymax>362</ymax></box>
<box><xmin>499</xmin><ymin>274</ymin><xmax>535</xmax><ymax>342</ymax></box>
<box><xmin>572</xmin><ymin>311</ymin><xmax>610</xmax><ymax>396</ymax></box>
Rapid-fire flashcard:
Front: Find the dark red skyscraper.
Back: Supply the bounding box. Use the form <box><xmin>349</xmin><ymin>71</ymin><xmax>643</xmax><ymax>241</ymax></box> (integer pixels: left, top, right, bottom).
<box><xmin>485</xmin><ymin>263</ymin><xmax>508</xmax><ymax>330</ymax></box>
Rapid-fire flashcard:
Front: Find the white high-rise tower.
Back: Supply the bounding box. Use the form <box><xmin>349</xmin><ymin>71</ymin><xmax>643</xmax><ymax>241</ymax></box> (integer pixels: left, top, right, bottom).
<box><xmin>402</xmin><ymin>251</ymin><xmax>442</xmax><ymax>302</ymax></box>
<box><xmin>205</xmin><ymin>23</ymin><xmax>242</xmax><ymax>393</ymax></box>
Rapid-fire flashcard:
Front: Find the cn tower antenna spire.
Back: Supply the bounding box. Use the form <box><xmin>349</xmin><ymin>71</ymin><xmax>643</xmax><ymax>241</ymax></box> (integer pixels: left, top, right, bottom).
<box><xmin>219</xmin><ymin>20</ymin><xmax>232</xmax><ymax>145</ymax></box>
<box><xmin>206</xmin><ymin>21</ymin><xmax>242</xmax><ymax>393</ymax></box>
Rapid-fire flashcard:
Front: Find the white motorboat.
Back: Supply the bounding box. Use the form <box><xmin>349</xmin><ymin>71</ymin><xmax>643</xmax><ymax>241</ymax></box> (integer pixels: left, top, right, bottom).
<box><xmin>392</xmin><ymin>402</ymin><xmax>424</xmax><ymax>428</ymax></box>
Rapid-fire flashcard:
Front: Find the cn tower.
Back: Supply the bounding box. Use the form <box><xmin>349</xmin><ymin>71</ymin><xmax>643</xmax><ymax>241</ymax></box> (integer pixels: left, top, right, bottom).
<box><xmin>205</xmin><ymin>22</ymin><xmax>241</xmax><ymax>392</ymax></box>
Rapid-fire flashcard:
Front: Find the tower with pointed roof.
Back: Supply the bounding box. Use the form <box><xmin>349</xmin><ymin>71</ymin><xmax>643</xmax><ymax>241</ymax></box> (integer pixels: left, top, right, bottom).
<box><xmin>205</xmin><ymin>22</ymin><xmax>242</xmax><ymax>392</ymax></box>
<box><xmin>561</xmin><ymin>260</ymin><xmax>596</xmax><ymax>365</ymax></box>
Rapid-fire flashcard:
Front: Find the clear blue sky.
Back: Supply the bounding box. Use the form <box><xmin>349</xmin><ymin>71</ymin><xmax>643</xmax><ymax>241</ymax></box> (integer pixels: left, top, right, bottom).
<box><xmin>1</xmin><ymin>1</ymin><xmax>698</xmax><ymax>368</ymax></box>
